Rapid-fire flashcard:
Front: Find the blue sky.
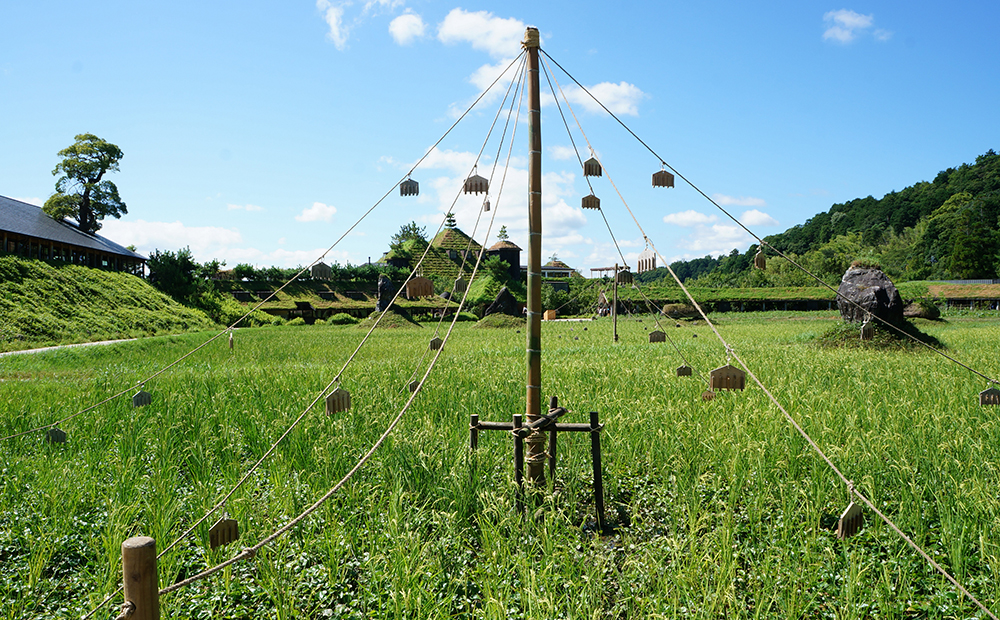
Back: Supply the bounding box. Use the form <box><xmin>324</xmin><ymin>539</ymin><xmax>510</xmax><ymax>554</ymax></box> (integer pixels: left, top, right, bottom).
<box><xmin>2</xmin><ymin>2</ymin><xmax>998</xmax><ymax>273</ymax></box>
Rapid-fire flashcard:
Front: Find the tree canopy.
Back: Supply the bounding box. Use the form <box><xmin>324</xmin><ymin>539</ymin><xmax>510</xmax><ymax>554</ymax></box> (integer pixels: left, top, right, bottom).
<box><xmin>43</xmin><ymin>133</ymin><xmax>127</xmax><ymax>234</ymax></box>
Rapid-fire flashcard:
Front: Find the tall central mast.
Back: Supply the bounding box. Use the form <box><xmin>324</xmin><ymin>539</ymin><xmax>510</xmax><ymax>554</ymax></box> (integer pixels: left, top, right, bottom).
<box><xmin>523</xmin><ymin>27</ymin><xmax>545</xmax><ymax>486</ymax></box>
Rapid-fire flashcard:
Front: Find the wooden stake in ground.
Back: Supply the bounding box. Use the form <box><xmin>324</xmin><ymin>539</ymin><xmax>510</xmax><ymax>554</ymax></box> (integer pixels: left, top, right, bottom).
<box><xmin>122</xmin><ymin>536</ymin><xmax>159</xmax><ymax>620</ymax></box>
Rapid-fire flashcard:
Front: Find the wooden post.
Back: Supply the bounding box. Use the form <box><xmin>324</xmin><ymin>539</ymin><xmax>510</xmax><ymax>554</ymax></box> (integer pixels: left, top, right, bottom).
<box><xmin>523</xmin><ymin>26</ymin><xmax>546</xmax><ymax>488</ymax></box>
<box><xmin>469</xmin><ymin>413</ymin><xmax>479</xmax><ymax>450</ymax></box>
<box><xmin>590</xmin><ymin>412</ymin><xmax>606</xmax><ymax>532</ymax></box>
<box><xmin>548</xmin><ymin>396</ymin><xmax>558</xmax><ymax>482</ymax></box>
<box><xmin>613</xmin><ymin>263</ymin><xmax>619</xmax><ymax>343</ymax></box>
<box><xmin>513</xmin><ymin>413</ymin><xmax>524</xmax><ymax>514</ymax></box>
<box><xmin>122</xmin><ymin>536</ymin><xmax>159</xmax><ymax>620</ymax></box>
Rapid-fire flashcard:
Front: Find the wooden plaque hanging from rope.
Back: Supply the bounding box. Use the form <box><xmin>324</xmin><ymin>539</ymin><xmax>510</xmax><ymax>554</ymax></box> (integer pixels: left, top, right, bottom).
<box><xmin>209</xmin><ymin>517</ymin><xmax>240</xmax><ymax>549</ymax></box>
<box><xmin>429</xmin><ymin>337</ymin><xmax>443</xmax><ymax>351</ymax></box>
<box><xmin>463</xmin><ymin>174</ymin><xmax>489</xmax><ymax>195</ymax></box>
<box><xmin>652</xmin><ymin>169</ymin><xmax>675</xmax><ymax>188</ymax></box>
<box><xmin>709</xmin><ymin>364</ymin><xmax>745</xmax><ymax>391</ymax></box>
<box><xmin>676</xmin><ymin>365</ymin><xmax>692</xmax><ymax>377</ymax></box>
<box><xmin>132</xmin><ymin>390</ymin><xmax>152</xmax><ymax>408</ymax></box>
<box><xmin>649</xmin><ymin>330</ymin><xmax>665</xmax><ymax>343</ymax></box>
<box><xmin>753</xmin><ymin>249</ymin><xmax>766</xmax><ymax>270</ymax></box>
<box><xmin>326</xmin><ymin>387</ymin><xmax>351</xmax><ymax>415</ymax></box>
<box><xmin>46</xmin><ymin>427</ymin><xmax>67</xmax><ymax>444</ymax></box>
<box><xmin>981</xmin><ymin>387</ymin><xmax>1000</xmax><ymax>406</ymax></box>
<box><xmin>399</xmin><ymin>178</ymin><xmax>419</xmax><ymax>197</ymax></box>
<box><xmin>406</xmin><ymin>277</ymin><xmax>434</xmax><ymax>300</ymax></box>
<box><xmin>702</xmin><ymin>389</ymin><xmax>716</xmax><ymax>401</ymax></box>
<box><xmin>837</xmin><ymin>502</ymin><xmax>863</xmax><ymax>539</ymax></box>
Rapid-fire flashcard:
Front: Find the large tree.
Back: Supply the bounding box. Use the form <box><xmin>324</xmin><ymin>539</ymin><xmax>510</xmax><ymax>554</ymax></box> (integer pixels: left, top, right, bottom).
<box><xmin>43</xmin><ymin>133</ymin><xmax>127</xmax><ymax>234</ymax></box>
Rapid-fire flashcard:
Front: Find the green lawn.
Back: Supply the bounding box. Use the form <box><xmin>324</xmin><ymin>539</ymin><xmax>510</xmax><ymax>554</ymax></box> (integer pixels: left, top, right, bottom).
<box><xmin>2</xmin><ymin>313</ymin><xmax>1000</xmax><ymax>618</ymax></box>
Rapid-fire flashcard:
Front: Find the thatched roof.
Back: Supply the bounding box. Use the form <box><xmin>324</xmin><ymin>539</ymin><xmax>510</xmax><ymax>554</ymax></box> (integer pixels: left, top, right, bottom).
<box><xmin>489</xmin><ymin>240</ymin><xmax>522</xmax><ymax>251</ymax></box>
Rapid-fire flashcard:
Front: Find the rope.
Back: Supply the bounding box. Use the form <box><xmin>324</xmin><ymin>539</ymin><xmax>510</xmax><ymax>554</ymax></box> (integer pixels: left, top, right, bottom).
<box><xmin>112</xmin><ymin>601</ymin><xmax>134</xmax><ymax>620</ymax></box>
<box><xmin>159</xmin><ymin>117</ymin><xmax>514</xmax><ymax>597</ymax></box>
<box><xmin>331</xmin><ymin>55</ymin><xmax>526</xmax><ymax>386</ymax></box>
<box><xmin>542</xmin><ymin>47</ymin><xmax>998</xmax><ymax>617</ymax></box>
<box><xmin>540</xmin><ymin>48</ymin><xmax>999</xmax><ymax>388</ymax></box>
<box><xmin>541</xmin><ymin>54</ymin><xmax>699</xmax><ymax>374</ymax></box>
<box><xmin>432</xmin><ymin>53</ymin><xmax>528</xmax><ymax>339</ymax></box>
<box><xmin>5</xmin><ymin>53</ymin><xmax>530</xmax><ymax>449</ymax></box>
<box><xmin>76</xmin><ymin>51</ymin><xmax>529</xmax><ymax>620</ymax></box>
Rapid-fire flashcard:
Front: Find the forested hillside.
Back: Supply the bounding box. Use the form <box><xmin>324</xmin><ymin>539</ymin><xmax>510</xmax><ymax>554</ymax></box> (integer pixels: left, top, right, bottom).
<box><xmin>660</xmin><ymin>150</ymin><xmax>1000</xmax><ymax>286</ymax></box>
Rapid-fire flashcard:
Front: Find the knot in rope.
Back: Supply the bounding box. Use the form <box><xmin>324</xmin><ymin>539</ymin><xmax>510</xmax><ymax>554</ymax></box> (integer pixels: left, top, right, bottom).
<box><xmin>114</xmin><ymin>601</ymin><xmax>135</xmax><ymax>620</ymax></box>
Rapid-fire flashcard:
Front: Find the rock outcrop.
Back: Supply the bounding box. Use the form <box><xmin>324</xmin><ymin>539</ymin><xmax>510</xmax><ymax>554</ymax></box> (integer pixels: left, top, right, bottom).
<box><xmin>376</xmin><ymin>274</ymin><xmax>395</xmax><ymax>312</ymax></box>
<box><xmin>837</xmin><ymin>266</ymin><xmax>904</xmax><ymax>325</ymax></box>
<box><xmin>484</xmin><ymin>286</ymin><xmax>520</xmax><ymax>317</ymax></box>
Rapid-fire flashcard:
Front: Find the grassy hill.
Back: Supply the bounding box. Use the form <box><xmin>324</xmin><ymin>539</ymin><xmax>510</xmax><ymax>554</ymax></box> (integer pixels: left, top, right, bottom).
<box><xmin>0</xmin><ymin>256</ymin><xmax>215</xmax><ymax>352</ymax></box>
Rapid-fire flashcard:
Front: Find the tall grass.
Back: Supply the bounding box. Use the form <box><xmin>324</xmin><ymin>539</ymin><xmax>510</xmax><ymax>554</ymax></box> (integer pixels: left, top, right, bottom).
<box><xmin>2</xmin><ymin>314</ymin><xmax>1000</xmax><ymax>618</ymax></box>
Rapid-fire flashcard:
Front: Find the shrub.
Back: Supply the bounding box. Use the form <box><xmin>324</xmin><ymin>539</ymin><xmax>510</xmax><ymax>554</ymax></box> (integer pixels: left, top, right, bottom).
<box><xmin>328</xmin><ymin>313</ymin><xmax>360</xmax><ymax>325</ymax></box>
<box><xmin>287</xmin><ymin>317</ymin><xmax>307</xmax><ymax>326</ymax></box>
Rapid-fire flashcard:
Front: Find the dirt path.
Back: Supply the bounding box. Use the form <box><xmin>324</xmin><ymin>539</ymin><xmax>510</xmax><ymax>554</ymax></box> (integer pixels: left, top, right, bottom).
<box><xmin>0</xmin><ymin>338</ymin><xmax>137</xmax><ymax>359</ymax></box>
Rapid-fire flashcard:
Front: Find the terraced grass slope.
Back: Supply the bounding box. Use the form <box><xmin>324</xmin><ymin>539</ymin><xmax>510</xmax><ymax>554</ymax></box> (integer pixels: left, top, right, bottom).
<box><xmin>0</xmin><ymin>256</ymin><xmax>215</xmax><ymax>352</ymax></box>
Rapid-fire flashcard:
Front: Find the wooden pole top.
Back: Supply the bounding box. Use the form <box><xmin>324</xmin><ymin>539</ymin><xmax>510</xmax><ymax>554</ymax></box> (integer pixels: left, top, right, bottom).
<box><xmin>523</xmin><ymin>27</ymin><xmax>540</xmax><ymax>48</ymax></box>
<box><xmin>122</xmin><ymin>536</ymin><xmax>156</xmax><ymax>550</ymax></box>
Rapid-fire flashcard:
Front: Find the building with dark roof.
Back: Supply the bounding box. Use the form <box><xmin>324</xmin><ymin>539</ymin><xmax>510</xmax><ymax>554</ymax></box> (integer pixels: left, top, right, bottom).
<box><xmin>487</xmin><ymin>240</ymin><xmax>521</xmax><ymax>280</ymax></box>
<box><xmin>0</xmin><ymin>195</ymin><xmax>146</xmax><ymax>274</ymax></box>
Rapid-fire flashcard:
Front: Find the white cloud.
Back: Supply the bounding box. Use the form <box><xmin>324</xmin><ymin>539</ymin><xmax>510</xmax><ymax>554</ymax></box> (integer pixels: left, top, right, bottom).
<box><xmin>13</xmin><ymin>196</ymin><xmax>43</xmax><ymax>206</ymax></box>
<box><xmin>100</xmin><ymin>219</ymin><xmax>243</xmax><ymax>258</ymax></box>
<box><xmin>363</xmin><ymin>0</ymin><xmax>403</xmax><ymax>13</ymax></box>
<box><xmin>563</xmin><ymin>82</ymin><xmax>646</xmax><ymax>116</ymax></box>
<box><xmin>468</xmin><ymin>57</ymin><xmax>519</xmax><ymax>92</ymax></box>
<box><xmin>684</xmin><ymin>224</ymin><xmax>752</xmax><ymax>254</ymax></box>
<box><xmin>712</xmin><ymin>193</ymin><xmax>765</xmax><ymax>207</ymax></box>
<box><xmin>740</xmin><ymin>209</ymin><xmax>779</xmax><ymax>227</ymax></box>
<box><xmin>316</xmin><ymin>0</ymin><xmax>349</xmax><ymax>50</ymax></box>
<box><xmin>663</xmin><ymin>210</ymin><xmax>717</xmax><ymax>227</ymax></box>
<box><xmin>437</xmin><ymin>9</ymin><xmax>526</xmax><ymax>58</ymax></box>
<box><xmin>823</xmin><ymin>9</ymin><xmax>888</xmax><ymax>44</ymax></box>
<box><xmin>227</xmin><ymin>203</ymin><xmax>263</xmax><ymax>212</ymax></box>
<box><xmin>549</xmin><ymin>145</ymin><xmax>577</xmax><ymax>161</ymax></box>
<box><xmin>224</xmin><ymin>247</ymin><xmax>352</xmax><ymax>269</ymax></box>
<box><xmin>416</xmin><ymin>147</ymin><xmax>481</xmax><ymax>175</ymax></box>
<box><xmin>295</xmin><ymin>202</ymin><xmax>338</xmax><ymax>222</ymax></box>
<box><xmin>389</xmin><ymin>12</ymin><xmax>425</xmax><ymax>45</ymax></box>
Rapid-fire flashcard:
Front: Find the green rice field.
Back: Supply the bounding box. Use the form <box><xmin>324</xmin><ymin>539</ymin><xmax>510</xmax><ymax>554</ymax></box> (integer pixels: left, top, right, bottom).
<box><xmin>3</xmin><ymin>311</ymin><xmax>1000</xmax><ymax>619</ymax></box>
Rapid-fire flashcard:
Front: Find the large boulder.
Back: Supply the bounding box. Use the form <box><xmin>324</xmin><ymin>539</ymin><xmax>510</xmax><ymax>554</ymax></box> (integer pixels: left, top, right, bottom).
<box><xmin>376</xmin><ymin>274</ymin><xmax>395</xmax><ymax>312</ymax></box>
<box><xmin>837</xmin><ymin>266</ymin><xmax>904</xmax><ymax>325</ymax></box>
<box><xmin>484</xmin><ymin>286</ymin><xmax>520</xmax><ymax>317</ymax></box>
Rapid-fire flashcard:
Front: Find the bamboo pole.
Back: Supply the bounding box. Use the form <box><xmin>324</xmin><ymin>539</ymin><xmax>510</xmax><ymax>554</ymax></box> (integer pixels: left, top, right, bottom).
<box><xmin>613</xmin><ymin>263</ymin><xmax>619</xmax><ymax>343</ymax></box>
<box><xmin>523</xmin><ymin>26</ymin><xmax>546</xmax><ymax>487</ymax></box>
<box><xmin>121</xmin><ymin>536</ymin><xmax>159</xmax><ymax>620</ymax></box>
